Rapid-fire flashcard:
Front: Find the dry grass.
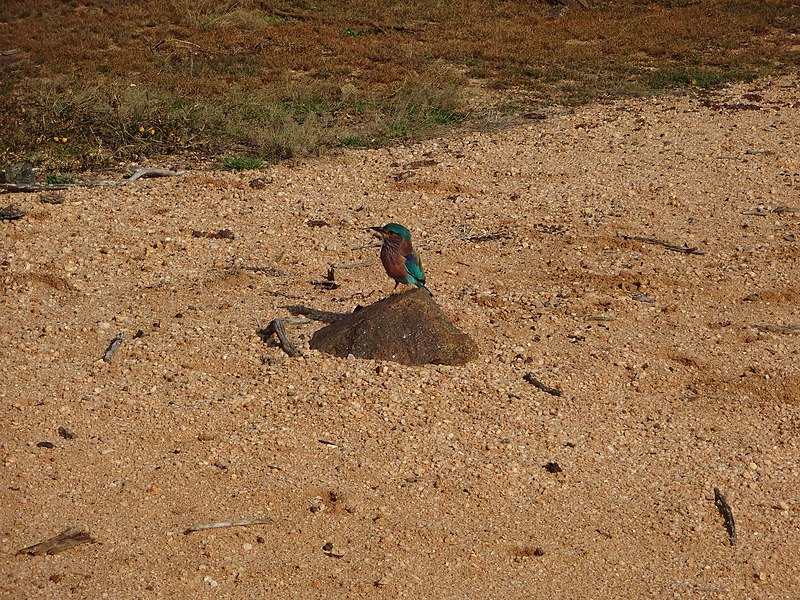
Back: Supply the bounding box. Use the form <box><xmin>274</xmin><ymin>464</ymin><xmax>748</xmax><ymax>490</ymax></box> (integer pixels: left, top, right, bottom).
<box><xmin>0</xmin><ymin>0</ymin><xmax>797</xmax><ymax>171</ymax></box>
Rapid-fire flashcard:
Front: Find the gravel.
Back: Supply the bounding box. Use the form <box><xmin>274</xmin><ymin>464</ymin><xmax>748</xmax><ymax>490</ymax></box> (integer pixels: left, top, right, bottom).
<box><xmin>1</xmin><ymin>75</ymin><xmax>799</xmax><ymax>598</ymax></box>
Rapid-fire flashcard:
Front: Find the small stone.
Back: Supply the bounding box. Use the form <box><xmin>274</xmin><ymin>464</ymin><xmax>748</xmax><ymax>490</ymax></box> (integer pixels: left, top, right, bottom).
<box><xmin>36</xmin><ymin>441</ymin><xmax>55</xmax><ymax>449</ymax></box>
<box><xmin>57</xmin><ymin>426</ymin><xmax>77</xmax><ymax>440</ymax></box>
<box><xmin>544</xmin><ymin>461</ymin><xmax>562</xmax><ymax>473</ymax></box>
<box><xmin>3</xmin><ymin>162</ymin><xmax>35</xmax><ymax>185</ymax></box>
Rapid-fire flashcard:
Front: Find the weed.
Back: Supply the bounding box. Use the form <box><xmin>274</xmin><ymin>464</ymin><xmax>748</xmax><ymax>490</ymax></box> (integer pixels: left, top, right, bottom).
<box><xmin>46</xmin><ymin>173</ymin><xmax>75</xmax><ymax>185</ymax></box>
<box><xmin>339</xmin><ymin>136</ymin><xmax>370</xmax><ymax>147</ymax></box>
<box><xmin>340</xmin><ymin>27</ymin><xmax>374</xmax><ymax>37</ymax></box>
<box><xmin>428</xmin><ymin>106</ymin><xmax>465</xmax><ymax>125</ymax></box>
<box><xmin>262</xmin><ymin>14</ymin><xmax>290</xmax><ymax>24</ymax></box>
<box><xmin>223</xmin><ymin>156</ymin><xmax>264</xmax><ymax>171</ymax></box>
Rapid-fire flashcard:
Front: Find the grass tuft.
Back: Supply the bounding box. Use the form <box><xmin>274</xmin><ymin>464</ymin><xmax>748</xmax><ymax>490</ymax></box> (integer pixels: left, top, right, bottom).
<box><xmin>223</xmin><ymin>156</ymin><xmax>265</xmax><ymax>171</ymax></box>
<box><xmin>46</xmin><ymin>173</ymin><xmax>76</xmax><ymax>185</ymax></box>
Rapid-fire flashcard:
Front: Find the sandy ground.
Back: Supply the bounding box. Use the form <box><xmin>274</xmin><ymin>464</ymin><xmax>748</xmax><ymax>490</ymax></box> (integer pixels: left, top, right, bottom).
<box><xmin>2</xmin><ymin>75</ymin><xmax>799</xmax><ymax>599</ymax></box>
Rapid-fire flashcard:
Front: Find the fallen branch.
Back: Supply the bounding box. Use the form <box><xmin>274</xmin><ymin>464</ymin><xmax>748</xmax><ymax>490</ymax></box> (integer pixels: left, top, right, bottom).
<box><xmin>102</xmin><ymin>332</ymin><xmax>125</xmax><ymax>363</ymax></box>
<box><xmin>1</xmin><ymin>168</ymin><xmax>184</xmax><ymax>194</ymax></box>
<box><xmin>17</xmin><ymin>527</ymin><xmax>95</xmax><ymax>556</ymax></box>
<box><xmin>618</xmin><ymin>233</ymin><xmax>705</xmax><ymax>255</ymax></box>
<box><xmin>523</xmin><ymin>372</ymin><xmax>562</xmax><ymax>396</ymax></box>
<box><xmin>713</xmin><ymin>487</ymin><xmax>736</xmax><ymax>546</ymax></box>
<box><xmin>184</xmin><ymin>517</ymin><xmax>272</xmax><ymax>535</ymax></box>
<box><xmin>261</xmin><ymin>318</ymin><xmax>310</xmax><ymax>357</ymax></box>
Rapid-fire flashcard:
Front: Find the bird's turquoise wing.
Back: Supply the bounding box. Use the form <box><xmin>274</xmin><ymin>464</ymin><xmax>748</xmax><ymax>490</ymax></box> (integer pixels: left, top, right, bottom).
<box><xmin>405</xmin><ymin>251</ymin><xmax>426</xmax><ymax>285</ymax></box>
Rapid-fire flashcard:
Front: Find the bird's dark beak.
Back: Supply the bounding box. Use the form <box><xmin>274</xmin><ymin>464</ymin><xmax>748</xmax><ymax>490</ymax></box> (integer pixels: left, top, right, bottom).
<box><xmin>369</xmin><ymin>226</ymin><xmax>386</xmax><ymax>239</ymax></box>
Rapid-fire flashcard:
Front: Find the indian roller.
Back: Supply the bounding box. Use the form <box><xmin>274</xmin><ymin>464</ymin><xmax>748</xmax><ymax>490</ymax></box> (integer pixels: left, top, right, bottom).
<box><xmin>370</xmin><ymin>223</ymin><xmax>432</xmax><ymax>295</ymax></box>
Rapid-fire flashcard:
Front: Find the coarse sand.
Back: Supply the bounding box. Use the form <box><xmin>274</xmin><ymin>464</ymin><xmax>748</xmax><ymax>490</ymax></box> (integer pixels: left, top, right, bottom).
<box><xmin>2</xmin><ymin>75</ymin><xmax>799</xmax><ymax>598</ymax></box>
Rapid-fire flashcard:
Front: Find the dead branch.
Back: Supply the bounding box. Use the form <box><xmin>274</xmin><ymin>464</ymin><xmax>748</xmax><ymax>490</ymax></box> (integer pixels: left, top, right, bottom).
<box><xmin>184</xmin><ymin>517</ymin><xmax>272</xmax><ymax>535</ymax></box>
<box><xmin>713</xmin><ymin>487</ymin><xmax>736</xmax><ymax>546</ymax></box>
<box><xmin>102</xmin><ymin>332</ymin><xmax>125</xmax><ymax>363</ymax></box>
<box><xmin>1</xmin><ymin>168</ymin><xmax>183</xmax><ymax>194</ymax></box>
<box><xmin>17</xmin><ymin>527</ymin><xmax>95</xmax><ymax>556</ymax></box>
<box><xmin>523</xmin><ymin>372</ymin><xmax>562</xmax><ymax>396</ymax></box>
<box><xmin>618</xmin><ymin>233</ymin><xmax>705</xmax><ymax>255</ymax></box>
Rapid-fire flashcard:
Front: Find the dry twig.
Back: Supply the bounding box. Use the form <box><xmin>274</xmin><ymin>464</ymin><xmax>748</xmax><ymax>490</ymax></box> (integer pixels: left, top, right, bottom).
<box><xmin>184</xmin><ymin>517</ymin><xmax>272</xmax><ymax>535</ymax></box>
<box><xmin>523</xmin><ymin>372</ymin><xmax>562</xmax><ymax>396</ymax></box>
<box><xmin>102</xmin><ymin>332</ymin><xmax>125</xmax><ymax>363</ymax></box>
<box><xmin>713</xmin><ymin>487</ymin><xmax>736</xmax><ymax>546</ymax></box>
<box><xmin>618</xmin><ymin>233</ymin><xmax>705</xmax><ymax>255</ymax></box>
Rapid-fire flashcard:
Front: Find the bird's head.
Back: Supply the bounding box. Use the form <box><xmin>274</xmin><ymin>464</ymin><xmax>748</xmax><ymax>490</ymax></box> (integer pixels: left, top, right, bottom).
<box><xmin>370</xmin><ymin>222</ymin><xmax>412</xmax><ymax>242</ymax></box>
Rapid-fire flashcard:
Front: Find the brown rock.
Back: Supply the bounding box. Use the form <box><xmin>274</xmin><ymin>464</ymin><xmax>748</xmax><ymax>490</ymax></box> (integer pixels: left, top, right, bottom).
<box><xmin>310</xmin><ymin>288</ymin><xmax>478</xmax><ymax>365</ymax></box>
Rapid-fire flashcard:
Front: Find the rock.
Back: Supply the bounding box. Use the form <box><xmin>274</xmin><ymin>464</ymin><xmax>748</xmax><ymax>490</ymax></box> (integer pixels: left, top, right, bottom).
<box><xmin>310</xmin><ymin>288</ymin><xmax>478</xmax><ymax>365</ymax></box>
<box><xmin>1</xmin><ymin>162</ymin><xmax>35</xmax><ymax>185</ymax></box>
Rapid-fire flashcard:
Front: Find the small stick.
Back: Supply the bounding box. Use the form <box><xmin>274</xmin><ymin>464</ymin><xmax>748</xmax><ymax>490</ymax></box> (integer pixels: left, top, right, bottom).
<box><xmin>102</xmin><ymin>332</ymin><xmax>125</xmax><ymax>363</ymax></box>
<box><xmin>184</xmin><ymin>517</ymin><xmax>272</xmax><ymax>535</ymax></box>
<box><xmin>618</xmin><ymin>233</ymin><xmax>705</xmax><ymax>255</ymax></box>
<box><xmin>773</xmin><ymin>206</ymin><xmax>800</xmax><ymax>215</ymax></box>
<box><xmin>741</xmin><ymin>207</ymin><xmax>768</xmax><ymax>216</ymax></box>
<box><xmin>713</xmin><ymin>487</ymin><xmax>736</xmax><ymax>546</ymax></box>
<box><xmin>126</xmin><ymin>167</ymin><xmax>183</xmax><ymax>182</ymax></box>
<box><xmin>17</xmin><ymin>527</ymin><xmax>94</xmax><ymax>556</ymax></box>
<box><xmin>523</xmin><ymin>372</ymin><xmax>562</xmax><ymax>396</ymax></box>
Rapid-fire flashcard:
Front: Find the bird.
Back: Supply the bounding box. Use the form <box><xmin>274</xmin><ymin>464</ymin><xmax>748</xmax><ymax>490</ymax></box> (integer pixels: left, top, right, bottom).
<box><xmin>370</xmin><ymin>222</ymin><xmax>432</xmax><ymax>295</ymax></box>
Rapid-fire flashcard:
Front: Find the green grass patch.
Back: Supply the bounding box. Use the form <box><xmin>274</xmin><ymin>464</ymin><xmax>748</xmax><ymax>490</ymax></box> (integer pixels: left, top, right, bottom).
<box><xmin>338</xmin><ymin>135</ymin><xmax>370</xmax><ymax>148</ymax></box>
<box><xmin>223</xmin><ymin>156</ymin><xmax>265</xmax><ymax>171</ymax></box>
<box><xmin>262</xmin><ymin>13</ymin><xmax>291</xmax><ymax>24</ymax></box>
<box><xmin>428</xmin><ymin>106</ymin><xmax>466</xmax><ymax>125</ymax></box>
<box><xmin>340</xmin><ymin>27</ymin><xmax>374</xmax><ymax>37</ymax></box>
<box><xmin>46</xmin><ymin>173</ymin><xmax>76</xmax><ymax>185</ymax></box>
